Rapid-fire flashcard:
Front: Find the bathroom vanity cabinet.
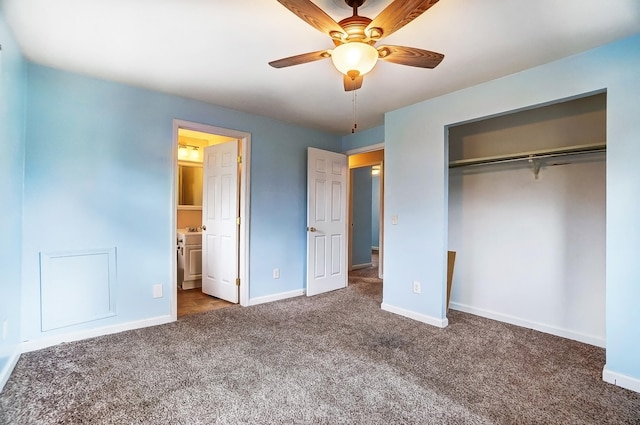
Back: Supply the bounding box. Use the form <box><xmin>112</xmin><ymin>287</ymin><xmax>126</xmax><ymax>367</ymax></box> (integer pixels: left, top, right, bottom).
<box><xmin>177</xmin><ymin>230</ymin><xmax>202</xmax><ymax>289</ymax></box>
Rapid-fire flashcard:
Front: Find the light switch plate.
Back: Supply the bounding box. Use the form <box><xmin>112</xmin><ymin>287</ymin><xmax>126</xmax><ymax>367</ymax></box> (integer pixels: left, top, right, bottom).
<box><xmin>153</xmin><ymin>284</ymin><xmax>163</xmax><ymax>298</ymax></box>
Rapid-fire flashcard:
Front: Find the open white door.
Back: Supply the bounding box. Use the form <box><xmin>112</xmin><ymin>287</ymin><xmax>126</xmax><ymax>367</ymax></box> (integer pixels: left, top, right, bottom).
<box><xmin>202</xmin><ymin>142</ymin><xmax>239</xmax><ymax>303</ymax></box>
<box><xmin>307</xmin><ymin>147</ymin><xmax>348</xmax><ymax>296</ymax></box>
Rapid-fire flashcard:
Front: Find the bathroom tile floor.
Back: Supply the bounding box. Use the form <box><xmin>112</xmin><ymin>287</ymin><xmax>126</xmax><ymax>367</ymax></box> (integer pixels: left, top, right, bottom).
<box><xmin>177</xmin><ymin>288</ymin><xmax>236</xmax><ymax>317</ymax></box>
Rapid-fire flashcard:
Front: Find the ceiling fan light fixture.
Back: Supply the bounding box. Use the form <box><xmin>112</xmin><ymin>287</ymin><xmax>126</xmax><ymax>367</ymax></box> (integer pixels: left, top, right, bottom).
<box><xmin>330</xmin><ymin>42</ymin><xmax>378</xmax><ymax>79</ymax></box>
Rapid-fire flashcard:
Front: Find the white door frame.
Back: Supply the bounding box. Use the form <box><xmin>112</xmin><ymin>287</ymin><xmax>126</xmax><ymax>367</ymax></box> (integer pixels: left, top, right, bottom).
<box><xmin>171</xmin><ymin>119</ymin><xmax>251</xmax><ymax>319</ymax></box>
<box><xmin>344</xmin><ymin>143</ymin><xmax>384</xmax><ymax>279</ymax></box>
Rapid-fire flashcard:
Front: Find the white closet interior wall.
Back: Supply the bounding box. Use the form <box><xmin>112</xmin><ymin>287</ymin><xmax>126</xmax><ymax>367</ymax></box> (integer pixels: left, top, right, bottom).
<box><xmin>447</xmin><ymin>93</ymin><xmax>606</xmax><ymax>347</ymax></box>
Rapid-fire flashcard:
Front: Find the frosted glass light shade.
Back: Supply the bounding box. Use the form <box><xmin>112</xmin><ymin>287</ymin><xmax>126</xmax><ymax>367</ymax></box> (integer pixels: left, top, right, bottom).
<box><xmin>331</xmin><ymin>42</ymin><xmax>378</xmax><ymax>78</ymax></box>
<box><xmin>178</xmin><ymin>145</ymin><xmax>189</xmax><ymax>160</ymax></box>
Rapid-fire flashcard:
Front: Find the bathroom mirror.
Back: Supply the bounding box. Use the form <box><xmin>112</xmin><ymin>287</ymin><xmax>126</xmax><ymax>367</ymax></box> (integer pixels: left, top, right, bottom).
<box><xmin>178</xmin><ymin>163</ymin><xmax>203</xmax><ymax>209</ymax></box>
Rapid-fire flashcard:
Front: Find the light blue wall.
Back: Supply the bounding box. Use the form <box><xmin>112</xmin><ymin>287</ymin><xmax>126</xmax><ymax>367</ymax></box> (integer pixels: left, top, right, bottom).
<box><xmin>384</xmin><ymin>34</ymin><xmax>640</xmax><ymax>383</ymax></box>
<box><xmin>0</xmin><ymin>8</ymin><xmax>26</xmax><ymax>381</ymax></box>
<box><xmin>248</xmin><ymin>124</ymin><xmax>339</xmax><ymax>298</ymax></box>
<box><xmin>341</xmin><ymin>125</ymin><xmax>384</xmax><ymax>152</ymax></box>
<box><xmin>20</xmin><ymin>64</ymin><xmax>340</xmax><ymax>342</ymax></box>
<box><xmin>371</xmin><ymin>174</ymin><xmax>380</xmax><ymax>248</ymax></box>
<box><xmin>351</xmin><ymin>167</ymin><xmax>372</xmax><ymax>266</ymax></box>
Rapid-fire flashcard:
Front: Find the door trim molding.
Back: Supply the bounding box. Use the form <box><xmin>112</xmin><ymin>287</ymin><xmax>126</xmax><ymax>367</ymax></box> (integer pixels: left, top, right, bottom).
<box><xmin>346</xmin><ymin>145</ymin><xmax>385</xmax><ymax>279</ymax></box>
<box><xmin>172</xmin><ymin>120</ymin><xmax>251</xmax><ymax>315</ymax></box>
<box><xmin>343</xmin><ymin>142</ymin><xmax>384</xmax><ymax>156</ymax></box>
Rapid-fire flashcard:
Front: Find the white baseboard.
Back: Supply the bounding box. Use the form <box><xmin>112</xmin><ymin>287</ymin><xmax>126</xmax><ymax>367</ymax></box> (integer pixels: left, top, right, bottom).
<box><xmin>351</xmin><ymin>263</ymin><xmax>372</xmax><ymax>270</ymax></box>
<box><xmin>20</xmin><ymin>315</ymin><xmax>174</xmax><ymax>353</ymax></box>
<box><xmin>603</xmin><ymin>366</ymin><xmax>640</xmax><ymax>394</ymax></box>
<box><xmin>449</xmin><ymin>302</ymin><xmax>605</xmax><ymax>348</ymax></box>
<box><xmin>248</xmin><ymin>289</ymin><xmax>305</xmax><ymax>306</ymax></box>
<box><xmin>381</xmin><ymin>303</ymin><xmax>448</xmax><ymax>328</ymax></box>
<box><xmin>0</xmin><ymin>348</ymin><xmax>21</xmax><ymax>393</ymax></box>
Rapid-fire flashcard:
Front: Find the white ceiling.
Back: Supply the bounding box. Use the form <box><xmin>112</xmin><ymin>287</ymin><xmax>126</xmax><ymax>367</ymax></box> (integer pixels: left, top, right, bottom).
<box><xmin>4</xmin><ymin>0</ymin><xmax>640</xmax><ymax>134</ymax></box>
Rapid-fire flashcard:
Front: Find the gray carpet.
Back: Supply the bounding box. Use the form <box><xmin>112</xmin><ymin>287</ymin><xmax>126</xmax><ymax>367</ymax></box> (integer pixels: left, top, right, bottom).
<box><xmin>1</xmin><ymin>278</ymin><xmax>639</xmax><ymax>424</ymax></box>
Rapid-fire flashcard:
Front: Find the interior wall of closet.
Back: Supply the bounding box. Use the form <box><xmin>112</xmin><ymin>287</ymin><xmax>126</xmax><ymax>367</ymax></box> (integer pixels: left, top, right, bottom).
<box><xmin>447</xmin><ymin>93</ymin><xmax>606</xmax><ymax>347</ymax></box>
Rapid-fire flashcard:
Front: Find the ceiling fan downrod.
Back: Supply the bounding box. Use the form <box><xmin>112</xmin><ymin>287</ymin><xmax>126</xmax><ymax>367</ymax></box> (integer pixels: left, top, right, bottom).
<box><xmin>345</xmin><ymin>0</ymin><xmax>366</xmax><ymax>16</ymax></box>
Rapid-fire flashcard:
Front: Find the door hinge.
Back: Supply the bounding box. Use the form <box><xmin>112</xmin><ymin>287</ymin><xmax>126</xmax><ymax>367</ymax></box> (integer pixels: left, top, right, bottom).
<box><xmin>235</xmin><ymin>278</ymin><xmax>240</xmax><ymax>286</ymax></box>
<box><xmin>236</xmin><ymin>217</ymin><xmax>241</xmax><ymax>225</ymax></box>
<box><xmin>237</xmin><ymin>155</ymin><xmax>242</xmax><ymax>164</ymax></box>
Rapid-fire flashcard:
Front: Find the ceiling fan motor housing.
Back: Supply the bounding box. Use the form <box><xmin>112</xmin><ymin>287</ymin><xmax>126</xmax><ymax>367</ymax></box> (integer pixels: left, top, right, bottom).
<box><xmin>338</xmin><ymin>15</ymin><xmax>374</xmax><ymax>43</ymax></box>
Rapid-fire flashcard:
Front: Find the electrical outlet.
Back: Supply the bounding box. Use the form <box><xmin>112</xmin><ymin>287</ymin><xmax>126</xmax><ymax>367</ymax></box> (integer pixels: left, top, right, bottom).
<box><xmin>273</xmin><ymin>268</ymin><xmax>280</xmax><ymax>279</ymax></box>
<box><xmin>2</xmin><ymin>320</ymin><xmax>8</xmax><ymax>340</ymax></box>
<box><xmin>153</xmin><ymin>284</ymin><xmax>163</xmax><ymax>298</ymax></box>
<box><xmin>412</xmin><ymin>281</ymin><xmax>421</xmax><ymax>294</ymax></box>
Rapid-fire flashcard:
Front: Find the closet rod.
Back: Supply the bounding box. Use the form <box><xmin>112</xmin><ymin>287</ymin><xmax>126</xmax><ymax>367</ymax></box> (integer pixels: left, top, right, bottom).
<box><xmin>449</xmin><ymin>143</ymin><xmax>606</xmax><ymax>169</ymax></box>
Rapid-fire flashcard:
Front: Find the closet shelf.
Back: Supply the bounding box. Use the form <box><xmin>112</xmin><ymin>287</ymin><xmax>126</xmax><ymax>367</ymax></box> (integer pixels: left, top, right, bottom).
<box><xmin>449</xmin><ymin>143</ymin><xmax>606</xmax><ymax>169</ymax></box>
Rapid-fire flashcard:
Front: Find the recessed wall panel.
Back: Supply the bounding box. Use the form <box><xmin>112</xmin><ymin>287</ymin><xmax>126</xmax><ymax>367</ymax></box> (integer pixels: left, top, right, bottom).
<box><xmin>40</xmin><ymin>248</ymin><xmax>117</xmax><ymax>331</ymax></box>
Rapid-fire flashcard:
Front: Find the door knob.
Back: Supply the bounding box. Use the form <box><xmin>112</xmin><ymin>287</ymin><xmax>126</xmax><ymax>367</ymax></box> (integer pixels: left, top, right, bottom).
<box><xmin>307</xmin><ymin>227</ymin><xmax>317</xmax><ymax>232</ymax></box>
<box><xmin>202</xmin><ymin>225</ymin><xmax>207</xmax><ymax>231</ymax></box>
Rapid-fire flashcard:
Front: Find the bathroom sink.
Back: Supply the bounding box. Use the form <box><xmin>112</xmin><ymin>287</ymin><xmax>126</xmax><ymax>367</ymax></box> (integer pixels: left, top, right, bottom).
<box><xmin>177</xmin><ymin>229</ymin><xmax>202</xmax><ymax>245</ymax></box>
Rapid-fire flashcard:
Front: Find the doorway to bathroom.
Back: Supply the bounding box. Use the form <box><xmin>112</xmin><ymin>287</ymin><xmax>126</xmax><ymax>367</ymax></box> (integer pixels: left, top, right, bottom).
<box><xmin>171</xmin><ymin>120</ymin><xmax>251</xmax><ymax>319</ymax></box>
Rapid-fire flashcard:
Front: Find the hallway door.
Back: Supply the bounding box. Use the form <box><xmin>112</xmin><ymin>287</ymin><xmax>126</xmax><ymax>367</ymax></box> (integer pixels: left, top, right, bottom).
<box><xmin>306</xmin><ymin>147</ymin><xmax>348</xmax><ymax>296</ymax></box>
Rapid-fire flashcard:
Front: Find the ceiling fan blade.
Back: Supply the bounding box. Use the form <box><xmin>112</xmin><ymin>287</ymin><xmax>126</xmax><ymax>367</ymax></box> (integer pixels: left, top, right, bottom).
<box><xmin>269</xmin><ymin>50</ymin><xmax>331</xmax><ymax>68</ymax></box>
<box><xmin>377</xmin><ymin>45</ymin><xmax>444</xmax><ymax>68</ymax></box>
<box><xmin>344</xmin><ymin>75</ymin><xmax>363</xmax><ymax>92</ymax></box>
<box><xmin>277</xmin><ymin>0</ymin><xmax>346</xmax><ymax>39</ymax></box>
<box><xmin>366</xmin><ymin>0</ymin><xmax>439</xmax><ymax>40</ymax></box>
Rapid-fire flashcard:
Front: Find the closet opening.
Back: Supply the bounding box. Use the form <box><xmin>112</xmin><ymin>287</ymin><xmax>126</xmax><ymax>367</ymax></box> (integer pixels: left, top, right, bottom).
<box><xmin>446</xmin><ymin>91</ymin><xmax>606</xmax><ymax>347</ymax></box>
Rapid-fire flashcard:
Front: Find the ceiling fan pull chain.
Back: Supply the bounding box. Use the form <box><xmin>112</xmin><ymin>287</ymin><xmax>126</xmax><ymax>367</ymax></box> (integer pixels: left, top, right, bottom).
<box><xmin>352</xmin><ymin>89</ymin><xmax>358</xmax><ymax>133</ymax></box>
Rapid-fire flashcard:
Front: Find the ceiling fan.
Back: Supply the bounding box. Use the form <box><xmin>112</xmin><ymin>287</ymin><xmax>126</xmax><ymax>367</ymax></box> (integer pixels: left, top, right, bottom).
<box><xmin>269</xmin><ymin>0</ymin><xmax>444</xmax><ymax>91</ymax></box>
